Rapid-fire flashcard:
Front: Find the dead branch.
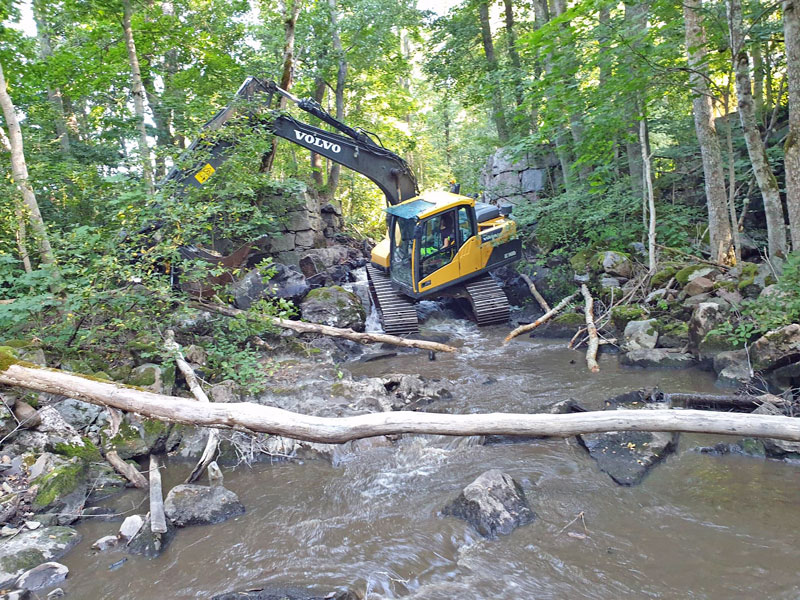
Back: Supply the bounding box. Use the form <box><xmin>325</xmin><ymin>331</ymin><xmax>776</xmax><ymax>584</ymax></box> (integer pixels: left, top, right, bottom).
<box><xmin>580</xmin><ymin>285</ymin><xmax>600</xmax><ymax>373</ymax></box>
<box><xmin>148</xmin><ymin>455</ymin><xmax>167</xmax><ymax>534</ymax></box>
<box><xmin>519</xmin><ymin>273</ymin><xmax>550</xmax><ymax>312</ymax></box>
<box><xmin>504</xmin><ymin>291</ymin><xmax>579</xmax><ymax>344</ymax></box>
<box><xmin>106</xmin><ymin>450</ymin><xmax>147</xmax><ymax>489</ymax></box>
<box><xmin>2</xmin><ymin>361</ymin><xmax>800</xmax><ymax>443</ymax></box>
<box><xmin>654</xmin><ymin>243</ymin><xmax>731</xmax><ymax>271</ymax></box>
<box><xmin>192</xmin><ymin>302</ymin><xmax>457</xmax><ymax>354</ymax></box>
<box><xmin>164</xmin><ymin>330</ymin><xmax>218</xmax><ymax>484</ymax></box>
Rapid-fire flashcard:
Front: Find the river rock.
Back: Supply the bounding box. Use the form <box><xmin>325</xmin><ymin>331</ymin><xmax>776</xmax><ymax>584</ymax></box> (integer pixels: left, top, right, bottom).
<box><xmin>598</xmin><ymin>251</ymin><xmax>633</xmax><ymax>278</ymax></box>
<box><xmin>12</xmin><ymin>401</ymin><xmax>40</xmax><ymax>430</ymax></box>
<box><xmin>750</xmin><ymin>324</ymin><xmax>800</xmax><ymax>372</ymax></box>
<box><xmin>578</xmin><ymin>430</ymin><xmax>678</xmax><ymax>486</ymax></box>
<box><xmin>119</xmin><ymin>515</ymin><xmax>144</xmax><ymax>540</ymax></box>
<box><xmin>684</xmin><ymin>276</ymin><xmax>714</xmax><ymax>297</ymax></box>
<box><xmin>299</xmin><ymin>286</ymin><xmax>366</xmax><ymax>331</ymax></box>
<box><xmin>91</xmin><ymin>535</ymin><xmax>119</xmax><ymax>551</ymax></box>
<box><xmin>126</xmin><ymin>515</ymin><xmax>176</xmax><ymax>558</ymax></box>
<box><xmin>380</xmin><ymin>374</ymin><xmax>453</xmax><ymax>410</ymax></box>
<box><xmin>620</xmin><ymin>349</ymin><xmax>695</xmax><ymax>369</ymax></box>
<box><xmin>688</xmin><ymin>302</ymin><xmax>727</xmax><ymax>355</ymax></box>
<box><xmin>713</xmin><ymin>349</ymin><xmax>752</xmax><ymax>387</ymax></box>
<box><xmin>164</xmin><ymin>484</ymin><xmax>245</xmax><ymax>527</ymax></box>
<box><xmin>51</xmin><ymin>398</ymin><xmax>104</xmax><ymax>430</ymax></box>
<box><xmin>15</xmin><ymin>562</ymin><xmax>68</xmax><ymax>591</ymax></box>
<box><xmin>442</xmin><ymin>469</ymin><xmax>536</xmax><ymax>539</ymax></box>
<box><xmin>623</xmin><ymin>319</ymin><xmax>659</xmax><ymax>350</ymax></box>
<box><xmin>0</xmin><ymin>526</ymin><xmax>80</xmax><ymax>589</ymax></box>
<box><xmin>30</xmin><ymin>458</ymin><xmax>88</xmax><ymax>525</ymax></box>
<box><xmin>212</xmin><ymin>587</ymin><xmax>360</xmax><ymax>600</ymax></box>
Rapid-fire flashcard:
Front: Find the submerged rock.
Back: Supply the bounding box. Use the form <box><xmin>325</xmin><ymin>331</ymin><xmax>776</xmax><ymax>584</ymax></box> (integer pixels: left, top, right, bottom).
<box><xmin>212</xmin><ymin>587</ymin><xmax>360</xmax><ymax>600</ymax></box>
<box><xmin>164</xmin><ymin>484</ymin><xmax>245</xmax><ymax>527</ymax></box>
<box><xmin>15</xmin><ymin>562</ymin><xmax>68</xmax><ymax>591</ymax></box>
<box><xmin>126</xmin><ymin>515</ymin><xmax>176</xmax><ymax>558</ymax></box>
<box><xmin>578</xmin><ymin>430</ymin><xmax>678</xmax><ymax>486</ymax></box>
<box><xmin>0</xmin><ymin>526</ymin><xmax>80</xmax><ymax>589</ymax></box>
<box><xmin>620</xmin><ymin>349</ymin><xmax>695</xmax><ymax>369</ymax></box>
<box><xmin>442</xmin><ymin>469</ymin><xmax>536</xmax><ymax>539</ymax></box>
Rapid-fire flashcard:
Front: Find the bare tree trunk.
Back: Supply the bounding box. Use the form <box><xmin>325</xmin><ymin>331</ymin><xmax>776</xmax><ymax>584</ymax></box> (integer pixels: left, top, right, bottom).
<box><xmin>479</xmin><ymin>0</ymin><xmax>509</xmax><ymax>144</ymax></box>
<box><xmin>32</xmin><ymin>0</ymin><xmax>71</xmax><ymax>158</ymax></box>
<box><xmin>262</xmin><ymin>0</ymin><xmax>303</xmax><ymax>173</ymax></box>
<box><xmin>723</xmin><ymin>77</ymin><xmax>742</xmax><ymax>263</ymax></box>
<box><xmin>122</xmin><ymin>0</ymin><xmax>155</xmax><ymax>195</ymax></box>
<box><xmin>684</xmin><ymin>0</ymin><xmax>733</xmax><ymax>264</ymax></box>
<box><xmin>728</xmin><ymin>0</ymin><xmax>787</xmax><ymax>259</ymax></box>
<box><xmin>580</xmin><ymin>284</ymin><xmax>599</xmax><ymax>373</ymax></box>
<box><xmin>752</xmin><ymin>43</ymin><xmax>765</xmax><ymax>120</ymax></box>
<box><xmin>3</xmin><ymin>362</ymin><xmax>800</xmax><ymax>443</ymax></box>
<box><xmin>641</xmin><ymin>117</ymin><xmax>657</xmax><ymax>272</ymax></box>
<box><xmin>0</xmin><ymin>61</ymin><xmax>56</xmax><ymax>267</ymax></box>
<box><xmin>534</xmin><ymin>0</ymin><xmax>572</xmax><ymax>190</ymax></box>
<box><xmin>503</xmin><ymin>0</ymin><xmax>524</xmax><ymax>113</ymax></box>
<box><xmin>0</xmin><ymin>127</ymin><xmax>32</xmax><ymax>273</ymax></box>
<box><xmin>783</xmin><ymin>0</ymin><xmax>800</xmax><ymax>251</ymax></box>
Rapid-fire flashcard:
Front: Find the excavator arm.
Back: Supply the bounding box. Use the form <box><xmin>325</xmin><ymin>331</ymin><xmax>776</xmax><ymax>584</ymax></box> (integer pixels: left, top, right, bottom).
<box><xmin>162</xmin><ymin>77</ymin><xmax>418</xmax><ymax>206</ymax></box>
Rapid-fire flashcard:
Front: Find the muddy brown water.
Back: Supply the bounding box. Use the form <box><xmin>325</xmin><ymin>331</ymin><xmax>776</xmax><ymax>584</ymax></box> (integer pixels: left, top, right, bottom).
<box><xmin>59</xmin><ymin>317</ymin><xmax>800</xmax><ymax>599</ymax></box>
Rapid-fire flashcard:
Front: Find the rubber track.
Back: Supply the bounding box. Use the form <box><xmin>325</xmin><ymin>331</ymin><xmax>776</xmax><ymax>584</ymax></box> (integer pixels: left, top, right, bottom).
<box><xmin>464</xmin><ymin>274</ymin><xmax>511</xmax><ymax>326</ymax></box>
<box><xmin>366</xmin><ymin>265</ymin><xmax>419</xmax><ymax>336</ymax></box>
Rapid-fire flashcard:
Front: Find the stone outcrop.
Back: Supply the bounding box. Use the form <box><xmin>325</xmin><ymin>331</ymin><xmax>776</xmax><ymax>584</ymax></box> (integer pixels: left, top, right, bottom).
<box><xmin>480</xmin><ymin>148</ymin><xmax>556</xmax><ymax>204</ymax></box>
<box><xmin>442</xmin><ymin>469</ymin><xmax>536</xmax><ymax>539</ymax></box>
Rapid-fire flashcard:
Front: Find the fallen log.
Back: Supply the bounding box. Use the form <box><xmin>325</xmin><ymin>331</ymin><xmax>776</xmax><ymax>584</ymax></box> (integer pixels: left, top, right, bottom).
<box><xmin>519</xmin><ymin>273</ymin><xmax>550</xmax><ymax>313</ymax></box>
<box><xmin>106</xmin><ymin>449</ymin><xmax>148</xmax><ymax>489</ymax></box>
<box><xmin>2</xmin><ymin>360</ymin><xmax>800</xmax><ymax>443</ymax></box>
<box><xmin>164</xmin><ymin>330</ymin><xmax>219</xmax><ymax>484</ymax></box>
<box><xmin>148</xmin><ymin>455</ymin><xmax>167</xmax><ymax>534</ymax></box>
<box><xmin>504</xmin><ymin>291</ymin><xmax>579</xmax><ymax>344</ymax></box>
<box><xmin>192</xmin><ymin>301</ymin><xmax>457</xmax><ymax>354</ymax></box>
<box><xmin>580</xmin><ymin>284</ymin><xmax>600</xmax><ymax>373</ymax></box>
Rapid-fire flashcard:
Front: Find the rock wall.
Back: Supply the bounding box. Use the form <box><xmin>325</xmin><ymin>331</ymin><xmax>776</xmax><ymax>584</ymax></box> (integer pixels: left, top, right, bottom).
<box><xmin>480</xmin><ymin>148</ymin><xmax>559</xmax><ymax>205</ymax></box>
<box><xmin>264</xmin><ymin>192</ymin><xmax>345</xmax><ymax>267</ymax></box>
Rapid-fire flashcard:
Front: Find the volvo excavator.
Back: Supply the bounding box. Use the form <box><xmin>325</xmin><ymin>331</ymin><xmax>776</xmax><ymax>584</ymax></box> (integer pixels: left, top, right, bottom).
<box><xmin>163</xmin><ymin>77</ymin><xmax>521</xmax><ymax>334</ymax></box>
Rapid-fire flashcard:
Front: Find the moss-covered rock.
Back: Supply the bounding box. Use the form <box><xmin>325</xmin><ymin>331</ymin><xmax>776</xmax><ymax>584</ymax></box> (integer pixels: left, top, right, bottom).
<box><xmin>659</xmin><ymin>321</ymin><xmax>689</xmax><ymax>348</ymax></box>
<box><xmin>698</xmin><ymin>331</ymin><xmax>738</xmax><ymax>360</ymax></box>
<box><xmin>651</xmin><ymin>266</ymin><xmax>677</xmax><ymax>288</ymax></box>
<box><xmin>0</xmin><ymin>526</ymin><xmax>81</xmax><ymax>589</ymax></box>
<box><xmin>611</xmin><ymin>305</ymin><xmax>646</xmax><ymax>333</ymax></box>
<box><xmin>554</xmin><ymin>312</ymin><xmax>584</xmax><ymax>326</ymax></box>
<box><xmin>102</xmin><ymin>422</ymin><xmax>150</xmax><ymax>459</ymax></box>
<box><xmin>299</xmin><ymin>286</ymin><xmax>366</xmax><ymax>331</ymax></box>
<box><xmin>32</xmin><ymin>460</ymin><xmax>87</xmax><ymax>510</ymax></box>
<box><xmin>52</xmin><ymin>438</ymin><xmax>102</xmax><ymax>462</ymax></box>
<box><xmin>127</xmin><ymin>338</ymin><xmax>162</xmax><ymax>365</ymax></box>
<box><xmin>569</xmin><ymin>249</ymin><xmax>594</xmax><ymax>273</ymax></box>
<box><xmin>675</xmin><ymin>264</ymin><xmax>717</xmax><ymax>286</ymax></box>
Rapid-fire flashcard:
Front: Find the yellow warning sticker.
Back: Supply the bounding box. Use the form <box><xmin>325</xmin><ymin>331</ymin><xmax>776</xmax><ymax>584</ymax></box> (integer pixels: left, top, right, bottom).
<box><xmin>194</xmin><ymin>163</ymin><xmax>216</xmax><ymax>184</ymax></box>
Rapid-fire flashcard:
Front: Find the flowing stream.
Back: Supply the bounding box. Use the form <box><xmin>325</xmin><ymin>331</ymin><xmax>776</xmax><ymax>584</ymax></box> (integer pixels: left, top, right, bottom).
<box><xmin>59</xmin><ymin>317</ymin><xmax>800</xmax><ymax>599</ymax></box>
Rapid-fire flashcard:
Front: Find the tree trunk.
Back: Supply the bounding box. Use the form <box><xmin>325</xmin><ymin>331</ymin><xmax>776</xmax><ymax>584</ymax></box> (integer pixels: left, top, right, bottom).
<box><xmin>32</xmin><ymin>0</ymin><xmax>71</xmax><ymax>158</ymax></box>
<box><xmin>783</xmin><ymin>0</ymin><xmax>800</xmax><ymax>251</ymax></box>
<box><xmin>121</xmin><ymin>0</ymin><xmax>155</xmax><ymax>195</ymax></box>
<box><xmin>641</xmin><ymin>117</ymin><xmax>657</xmax><ymax>272</ymax></box>
<box><xmin>624</xmin><ymin>2</ymin><xmax>647</xmax><ymax>200</ymax></box>
<box><xmin>262</xmin><ymin>0</ymin><xmax>303</xmax><ymax>173</ymax></box>
<box><xmin>0</xmin><ymin>127</ymin><xmax>32</xmax><ymax>273</ymax></box>
<box><xmin>320</xmin><ymin>0</ymin><xmax>347</xmax><ymax>199</ymax></box>
<box><xmin>0</xmin><ymin>61</ymin><xmax>57</xmax><ymax>267</ymax></box>
<box><xmin>684</xmin><ymin>0</ymin><xmax>733</xmax><ymax>264</ymax></box>
<box><xmin>580</xmin><ymin>284</ymin><xmax>599</xmax><ymax>373</ymax></box>
<box><xmin>3</xmin><ymin>362</ymin><xmax>800</xmax><ymax>443</ymax></box>
<box><xmin>752</xmin><ymin>42</ymin><xmax>765</xmax><ymax>120</ymax></box>
<box><xmin>728</xmin><ymin>0</ymin><xmax>787</xmax><ymax>259</ymax></box>
<box><xmin>478</xmin><ymin>0</ymin><xmax>509</xmax><ymax>144</ymax></box>
<box><xmin>148</xmin><ymin>454</ymin><xmax>168</xmax><ymax>533</ymax></box>
<box><xmin>723</xmin><ymin>77</ymin><xmax>742</xmax><ymax>263</ymax></box>
<box><xmin>503</xmin><ymin>0</ymin><xmax>524</xmax><ymax>113</ymax></box>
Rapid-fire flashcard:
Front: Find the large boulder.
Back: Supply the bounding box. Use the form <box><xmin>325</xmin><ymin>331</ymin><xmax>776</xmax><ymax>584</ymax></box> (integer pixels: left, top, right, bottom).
<box><xmin>0</xmin><ymin>526</ymin><xmax>80</xmax><ymax>589</ymax></box>
<box><xmin>232</xmin><ymin>264</ymin><xmax>311</xmax><ymax>310</ymax></box>
<box><xmin>623</xmin><ymin>319</ymin><xmax>659</xmax><ymax>351</ymax></box>
<box><xmin>164</xmin><ymin>484</ymin><xmax>245</xmax><ymax>527</ymax></box>
<box><xmin>597</xmin><ymin>251</ymin><xmax>633</xmax><ymax>279</ymax></box>
<box><xmin>750</xmin><ymin>323</ymin><xmax>800</xmax><ymax>372</ymax></box>
<box><xmin>299</xmin><ymin>286</ymin><xmax>366</xmax><ymax>331</ymax></box>
<box><xmin>442</xmin><ymin>469</ymin><xmax>536</xmax><ymax>539</ymax></box>
<box><xmin>579</xmin><ymin>430</ymin><xmax>678</xmax><ymax>486</ymax></box>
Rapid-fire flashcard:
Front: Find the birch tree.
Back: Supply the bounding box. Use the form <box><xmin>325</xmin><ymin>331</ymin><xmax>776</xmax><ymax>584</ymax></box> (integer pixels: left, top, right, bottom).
<box><xmin>727</xmin><ymin>0</ymin><xmax>787</xmax><ymax>259</ymax></box>
<box><xmin>0</xmin><ymin>60</ymin><xmax>56</xmax><ymax>267</ymax></box>
<box><xmin>478</xmin><ymin>0</ymin><xmax>509</xmax><ymax>143</ymax></box>
<box><xmin>684</xmin><ymin>0</ymin><xmax>733</xmax><ymax>264</ymax></box>
<box><xmin>121</xmin><ymin>0</ymin><xmax>155</xmax><ymax>194</ymax></box>
<box><xmin>783</xmin><ymin>0</ymin><xmax>800</xmax><ymax>250</ymax></box>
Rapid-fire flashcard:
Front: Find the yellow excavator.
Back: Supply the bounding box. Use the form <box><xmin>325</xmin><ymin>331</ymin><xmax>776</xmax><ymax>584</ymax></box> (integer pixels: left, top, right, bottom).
<box><xmin>163</xmin><ymin>77</ymin><xmax>521</xmax><ymax>334</ymax></box>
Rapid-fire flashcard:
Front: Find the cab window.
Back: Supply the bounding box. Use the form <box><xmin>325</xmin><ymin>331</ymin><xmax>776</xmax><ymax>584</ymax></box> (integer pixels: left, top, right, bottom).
<box><xmin>419</xmin><ymin>211</ymin><xmax>457</xmax><ymax>279</ymax></box>
<box><xmin>458</xmin><ymin>206</ymin><xmax>475</xmax><ymax>245</ymax></box>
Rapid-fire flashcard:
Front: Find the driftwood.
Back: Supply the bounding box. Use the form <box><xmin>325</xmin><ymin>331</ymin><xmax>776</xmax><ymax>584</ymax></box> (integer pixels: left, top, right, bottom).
<box><xmin>192</xmin><ymin>301</ymin><xmax>457</xmax><ymax>354</ymax></box>
<box><xmin>164</xmin><ymin>330</ymin><xmax>219</xmax><ymax>484</ymax></box>
<box><xmin>148</xmin><ymin>455</ymin><xmax>167</xmax><ymax>534</ymax></box>
<box><xmin>580</xmin><ymin>285</ymin><xmax>600</xmax><ymax>373</ymax></box>
<box><xmin>106</xmin><ymin>449</ymin><xmax>147</xmax><ymax>489</ymax></box>
<box><xmin>663</xmin><ymin>392</ymin><xmax>790</xmax><ymax>412</ymax></box>
<box><xmin>2</xmin><ymin>361</ymin><xmax>800</xmax><ymax>443</ymax></box>
<box><xmin>504</xmin><ymin>291</ymin><xmax>579</xmax><ymax>344</ymax></box>
<box><xmin>519</xmin><ymin>273</ymin><xmax>550</xmax><ymax>312</ymax></box>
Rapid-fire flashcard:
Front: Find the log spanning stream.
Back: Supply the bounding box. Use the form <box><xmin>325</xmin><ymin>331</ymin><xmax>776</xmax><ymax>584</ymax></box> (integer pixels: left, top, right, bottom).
<box><xmin>59</xmin><ymin>316</ymin><xmax>800</xmax><ymax>599</ymax></box>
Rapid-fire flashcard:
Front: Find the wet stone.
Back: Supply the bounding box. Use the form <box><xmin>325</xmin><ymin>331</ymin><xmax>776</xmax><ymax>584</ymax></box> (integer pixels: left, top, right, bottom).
<box><xmin>0</xmin><ymin>526</ymin><xmax>81</xmax><ymax>589</ymax></box>
<box><xmin>15</xmin><ymin>562</ymin><xmax>68</xmax><ymax>591</ymax></box>
<box><xmin>212</xmin><ymin>587</ymin><xmax>360</xmax><ymax>600</ymax></box>
<box><xmin>126</xmin><ymin>515</ymin><xmax>176</xmax><ymax>559</ymax></box>
<box><xmin>164</xmin><ymin>484</ymin><xmax>245</xmax><ymax>527</ymax></box>
<box><xmin>578</xmin><ymin>430</ymin><xmax>678</xmax><ymax>486</ymax></box>
<box><xmin>442</xmin><ymin>469</ymin><xmax>536</xmax><ymax>539</ymax></box>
